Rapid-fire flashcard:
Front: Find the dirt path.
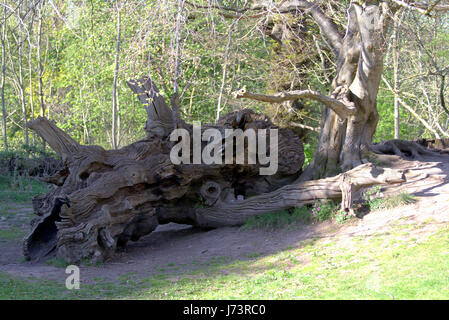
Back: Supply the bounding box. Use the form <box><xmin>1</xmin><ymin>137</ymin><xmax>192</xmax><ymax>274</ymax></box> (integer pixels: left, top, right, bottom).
<box><xmin>1</xmin><ymin>154</ymin><xmax>449</xmax><ymax>285</ymax></box>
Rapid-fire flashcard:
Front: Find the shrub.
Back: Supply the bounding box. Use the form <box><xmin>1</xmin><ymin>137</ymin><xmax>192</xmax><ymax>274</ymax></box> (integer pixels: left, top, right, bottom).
<box><xmin>0</xmin><ymin>174</ymin><xmax>50</xmax><ymax>202</ymax></box>
<box><xmin>293</xmin><ymin>205</ymin><xmax>314</xmax><ymax>223</ymax></box>
<box><xmin>362</xmin><ymin>185</ymin><xmax>383</xmax><ymax>210</ymax></box>
<box><xmin>311</xmin><ymin>200</ymin><xmax>338</xmax><ymax>222</ymax></box>
<box><xmin>335</xmin><ymin>209</ymin><xmax>351</xmax><ymax>224</ymax></box>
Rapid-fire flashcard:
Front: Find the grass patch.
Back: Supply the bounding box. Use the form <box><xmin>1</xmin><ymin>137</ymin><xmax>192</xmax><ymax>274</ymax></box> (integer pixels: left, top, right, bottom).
<box><xmin>0</xmin><ymin>174</ymin><xmax>49</xmax><ymax>203</ymax></box>
<box><xmin>242</xmin><ymin>206</ymin><xmax>312</xmax><ymax>230</ymax></box>
<box><xmin>2</xmin><ymin>221</ymin><xmax>449</xmax><ymax>299</ymax></box>
<box><xmin>363</xmin><ymin>186</ymin><xmax>417</xmax><ymax>211</ymax></box>
<box><xmin>379</xmin><ymin>193</ymin><xmax>417</xmax><ymax>209</ymax></box>
<box><xmin>45</xmin><ymin>257</ymin><xmax>70</xmax><ymax>268</ymax></box>
<box><xmin>0</xmin><ymin>227</ymin><xmax>26</xmax><ymax>242</ymax></box>
<box><xmin>242</xmin><ymin>200</ymin><xmax>341</xmax><ymax>230</ymax></box>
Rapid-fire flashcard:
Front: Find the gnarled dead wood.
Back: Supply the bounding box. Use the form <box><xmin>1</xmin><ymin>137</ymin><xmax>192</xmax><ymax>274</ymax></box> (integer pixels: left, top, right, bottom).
<box><xmin>126</xmin><ymin>76</ymin><xmax>175</xmax><ymax>137</ymax></box>
<box><xmin>187</xmin><ymin>163</ymin><xmax>405</xmax><ymax>227</ymax></box>
<box><xmin>339</xmin><ymin>173</ymin><xmax>355</xmax><ymax>217</ymax></box>
<box><xmin>23</xmin><ymin>77</ymin><xmax>406</xmax><ymax>264</ymax></box>
<box><xmin>372</xmin><ymin>139</ymin><xmax>443</xmax><ymax>159</ymax></box>
<box><xmin>23</xmin><ymin>101</ymin><xmax>305</xmax><ymax>263</ymax></box>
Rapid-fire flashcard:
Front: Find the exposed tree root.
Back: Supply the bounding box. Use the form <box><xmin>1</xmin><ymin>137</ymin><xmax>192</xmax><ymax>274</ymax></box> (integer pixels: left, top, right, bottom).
<box><xmin>371</xmin><ymin>139</ymin><xmax>443</xmax><ymax>160</ymax></box>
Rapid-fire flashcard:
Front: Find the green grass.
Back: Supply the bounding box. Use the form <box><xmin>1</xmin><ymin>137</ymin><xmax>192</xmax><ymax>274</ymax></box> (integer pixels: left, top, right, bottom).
<box><xmin>380</xmin><ymin>193</ymin><xmax>417</xmax><ymax>209</ymax></box>
<box><xmin>368</xmin><ymin>192</ymin><xmax>417</xmax><ymax>211</ymax></box>
<box><xmin>0</xmin><ymin>174</ymin><xmax>49</xmax><ymax>203</ymax></box>
<box><xmin>241</xmin><ymin>202</ymin><xmax>341</xmax><ymax>230</ymax></box>
<box><xmin>242</xmin><ymin>190</ymin><xmax>416</xmax><ymax>231</ymax></box>
<box><xmin>2</xmin><ymin>221</ymin><xmax>449</xmax><ymax>299</ymax></box>
<box><xmin>0</xmin><ymin>227</ymin><xmax>26</xmax><ymax>242</ymax></box>
<box><xmin>45</xmin><ymin>257</ymin><xmax>70</xmax><ymax>268</ymax></box>
<box><xmin>242</xmin><ymin>206</ymin><xmax>312</xmax><ymax>230</ymax></box>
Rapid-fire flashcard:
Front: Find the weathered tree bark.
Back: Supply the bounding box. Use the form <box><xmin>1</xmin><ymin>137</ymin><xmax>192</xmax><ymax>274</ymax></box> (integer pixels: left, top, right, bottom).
<box><xmin>339</xmin><ymin>173</ymin><xmax>355</xmax><ymax>217</ymax></box>
<box><xmin>23</xmin><ymin>75</ymin><xmax>407</xmax><ymax>264</ymax></box>
<box><xmin>22</xmin><ymin>76</ymin><xmax>304</xmax><ymax>263</ymax></box>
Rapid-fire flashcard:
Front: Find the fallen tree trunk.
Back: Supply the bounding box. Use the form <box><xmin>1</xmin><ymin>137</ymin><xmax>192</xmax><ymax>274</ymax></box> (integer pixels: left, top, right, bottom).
<box><xmin>172</xmin><ymin>163</ymin><xmax>405</xmax><ymax>227</ymax></box>
<box><xmin>416</xmin><ymin>138</ymin><xmax>449</xmax><ymax>152</ymax></box>
<box><xmin>23</xmin><ymin>77</ymin><xmax>406</xmax><ymax>264</ymax></box>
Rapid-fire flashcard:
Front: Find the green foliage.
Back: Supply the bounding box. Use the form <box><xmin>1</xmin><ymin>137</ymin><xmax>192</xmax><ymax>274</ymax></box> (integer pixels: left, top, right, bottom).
<box><xmin>373</xmin><ymin>88</ymin><xmax>426</xmax><ymax>142</ymax></box>
<box><xmin>362</xmin><ymin>185</ymin><xmax>384</xmax><ymax>210</ymax></box>
<box><xmin>311</xmin><ymin>200</ymin><xmax>339</xmax><ymax>222</ymax></box>
<box><xmin>0</xmin><ymin>0</ymin><xmax>447</xmax><ymax>166</ymax></box>
<box><xmin>335</xmin><ymin>209</ymin><xmax>351</xmax><ymax>224</ymax></box>
<box><xmin>242</xmin><ymin>209</ymin><xmax>299</xmax><ymax>230</ymax></box>
<box><xmin>302</xmin><ymin>142</ymin><xmax>314</xmax><ymax>169</ymax></box>
<box><xmin>45</xmin><ymin>257</ymin><xmax>69</xmax><ymax>269</ymax></box>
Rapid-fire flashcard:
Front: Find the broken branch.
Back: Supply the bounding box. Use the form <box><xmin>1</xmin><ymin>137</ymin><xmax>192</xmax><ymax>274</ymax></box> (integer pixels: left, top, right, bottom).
<box><xmin>233</xmin><ymin>87</ymin><xmax>356</xmax><ymax>119</ymax></box>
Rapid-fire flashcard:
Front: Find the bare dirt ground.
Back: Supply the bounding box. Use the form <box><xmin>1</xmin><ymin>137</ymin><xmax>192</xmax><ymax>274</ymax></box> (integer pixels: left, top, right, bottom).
<box><xmin>1</xmin><ymin>154</ymin><xmax>449</xmax><ymax>285</ymax></box>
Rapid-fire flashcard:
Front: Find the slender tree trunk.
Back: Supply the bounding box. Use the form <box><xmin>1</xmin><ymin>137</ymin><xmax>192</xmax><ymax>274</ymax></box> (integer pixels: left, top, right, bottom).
<box><xmin>18</xmin><ymin>12</ymin><xmax>29</xmax><ymax>146</ymax></box>
<box><xmin>44</xmin><ymin>30</ymin><xmax>50</xmax><ymax>120</ymax></box>
<box><xmin>216</xmin><ymin>23</ymin><xmax>233</xmax><ymax>122</ymax></box>
<box><xmin>111</xmin><ymin>1</ymin><xmax>121</xmax><ymax>149</ymax></box>
<box><xmin>116</xmin><ymin>89</ymin><xmax>120</xmax><ymax>146</ymax></box>
<box><xmin>171</xmin><ymin>0</ymin><xmax>185</xmax><ymax>125</ymax></box>
<box><xmin>37</xmin><ymin>0</ymin><xmax>45</xmax><ymax>150</ymax></box>
<box><xmin>392</xmin><ymin>11</ymin><xmax>401</xmax><ymax>139</ymax></box>
<box><xmin>1</xmin><ymin>1</ymin><xmax>7</xmax><ymax>151</ymax></box>
<box><xmin>27</xmin><ymin>18</ymin><xmax>35</xmax><ymax>146</ymax></box>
